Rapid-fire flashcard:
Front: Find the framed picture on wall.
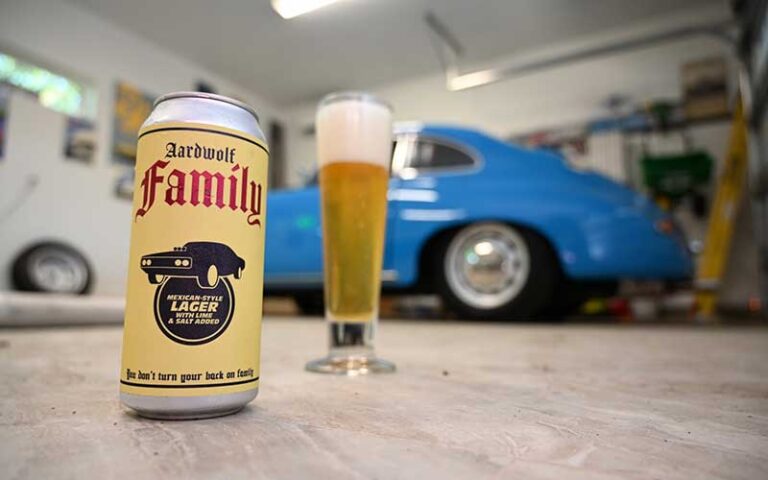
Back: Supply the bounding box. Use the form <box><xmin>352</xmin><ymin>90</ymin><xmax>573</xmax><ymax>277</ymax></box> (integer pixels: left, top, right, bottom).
<box><xmin>112</xmin><ymin>81</ymin><xmax>155</xmax><ymax>201</ymax></box>
<box><xmin>681</xmin><ymin>57</ymin><xmax>729</xmax><ymax>121</ymax></box>
<box><xmin>114</xmin><ymin>167</ymin><xmax>134</xmax><ymax>200</ymax></box>
<box><xmin>64</xmin><ymin>117</ymin><xmax>96</xmax><ymax>163</ymax></box>
<box><xmin>112</xmin><ymin>81</ymin><xmax>154</xmax><ymax>165</ymax></box>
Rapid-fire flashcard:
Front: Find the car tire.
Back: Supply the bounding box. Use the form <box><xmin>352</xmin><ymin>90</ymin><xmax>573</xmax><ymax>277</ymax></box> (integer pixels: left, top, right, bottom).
<box><xmin>235</xmin><ymin>266</ymin><xmax>243</xmax><ymax>279</ymax></box>
<box><xmin>149</xmin><ymin>274</ymin><xmax>165</xmax><ymax>285</ymax></box>
<box><xmin>435</xmin><ymin>223</ymin><xmax>558</xmax><ymax>320</ymax></box>
<box><xmin>12</xmin><ymin>242</ymin><xmax>92</xmax><ymax>295</ymax></box>
<box><xmin>293</xmin><ymin>292</ymin><xmax>325</xmax><ymax>316</ymax></box>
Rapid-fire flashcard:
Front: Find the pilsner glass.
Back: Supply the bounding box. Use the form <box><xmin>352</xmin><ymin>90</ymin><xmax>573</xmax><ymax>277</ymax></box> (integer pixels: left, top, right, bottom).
<box><xmin>305</xmin><ymin>92</ymin><xmax>396</xmax><ymax>375</ymax></box>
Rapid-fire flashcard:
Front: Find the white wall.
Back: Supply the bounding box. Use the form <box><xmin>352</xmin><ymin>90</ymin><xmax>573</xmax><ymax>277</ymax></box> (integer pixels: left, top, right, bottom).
<box><xmin>285</xmin><ymin>36</ymin><xmax>731</xmax><ymax>186</ymax></box>
<box><xmin>0</xmin><ymin>0</ymin><xmax>281</xmax><ymax>295</ymax></box>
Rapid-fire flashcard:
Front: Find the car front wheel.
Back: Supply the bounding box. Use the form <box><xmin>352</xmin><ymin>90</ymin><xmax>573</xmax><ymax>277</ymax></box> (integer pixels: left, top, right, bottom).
<box><xmin>436</xmin><ymin>223</ymin><xmax>557</xmax><ymax>320</ymax></box>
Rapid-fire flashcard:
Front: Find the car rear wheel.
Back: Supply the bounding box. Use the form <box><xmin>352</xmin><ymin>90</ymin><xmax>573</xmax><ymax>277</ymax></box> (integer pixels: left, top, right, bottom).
<box><xmin>12</xmin><ymin>242</ymin><xmax>92</xmax><ymax>295</ymax></box>
<box><xmin>435</xmin><ymin>223</ymin><xmax>557</xmax><ymax>320</ymax></box>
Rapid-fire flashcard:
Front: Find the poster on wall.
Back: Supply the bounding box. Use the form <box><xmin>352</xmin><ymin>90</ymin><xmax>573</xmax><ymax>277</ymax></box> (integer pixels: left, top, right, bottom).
<box><xmin>112</xmin><ymin>82</ymin><xmax>155</xmax><ymax>201</ymax></box>
<box><xmin>112</xmin><ymin>81</ymin><xmax>154</xmax><ymax>165</ymax></box>
<box><xmin>681</xmin><ymin>57</ymin><xmax>729</xmax><ymax>121</ymax></box>
<box><xmin>0</xmin><ymin>84</ymin><xmax>9</xmax><ymax>159</ymax></box>
<box><xmin>64</xmin><ymin>117</ymin><xmax>96</xmax><ymax>163</ymax></box>
<box><xmin>114</xmin><ymin>168</ymin><xmax>135</xmax><ymax>200</ymax></box>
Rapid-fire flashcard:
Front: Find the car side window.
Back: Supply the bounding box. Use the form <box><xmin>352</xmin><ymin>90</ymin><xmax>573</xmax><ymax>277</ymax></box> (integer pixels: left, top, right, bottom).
<box><xmin>409</xmin><ymin>139</ymin><xmax>474</xmax><ymax>170</ymax></box>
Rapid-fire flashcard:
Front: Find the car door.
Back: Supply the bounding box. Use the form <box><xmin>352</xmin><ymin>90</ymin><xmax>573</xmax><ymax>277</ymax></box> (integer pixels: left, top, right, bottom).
<box><xmin>386</xmin><ymin>133</ymin><xmax>480</xmax><ymax>286</ymax></box>
<box><xmin>264</xmin><ymin>185</ymin><xmax>324</xmax><ymax>286</ymax></box>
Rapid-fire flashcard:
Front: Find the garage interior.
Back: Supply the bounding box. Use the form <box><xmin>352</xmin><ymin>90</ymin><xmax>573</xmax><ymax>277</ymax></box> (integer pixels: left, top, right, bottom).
<box><xmin>0</xmin><ymin>0</ymin><xmax>766</xmax><ymax>478</ymax></box>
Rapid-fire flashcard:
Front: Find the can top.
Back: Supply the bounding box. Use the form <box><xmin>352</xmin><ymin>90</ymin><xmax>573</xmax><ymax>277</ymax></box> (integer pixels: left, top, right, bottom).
<box><xmin>154</xmin><ymin>92</ymin><xmax>260</xmax><ymax>122</ymax></box>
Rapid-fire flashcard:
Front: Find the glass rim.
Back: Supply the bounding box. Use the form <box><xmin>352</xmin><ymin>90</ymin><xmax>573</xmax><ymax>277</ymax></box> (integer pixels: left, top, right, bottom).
<box><xmin>318</xmin><ymin>91</ymin><xmax>392</xmax><ymax>111</ymax></box>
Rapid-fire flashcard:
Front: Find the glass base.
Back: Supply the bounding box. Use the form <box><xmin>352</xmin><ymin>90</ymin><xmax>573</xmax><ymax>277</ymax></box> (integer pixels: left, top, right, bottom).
<box><xmin>305</xmin><ymin>355</ymin><xmax>396</xmax><ymax>375</ymax></box>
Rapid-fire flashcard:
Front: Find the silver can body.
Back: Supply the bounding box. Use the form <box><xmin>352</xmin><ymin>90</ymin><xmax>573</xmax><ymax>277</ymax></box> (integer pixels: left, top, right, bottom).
<box><xmin>121</xmin><ymin>92</ymin><xmax>265</xmax><ymax>420</ymax></box>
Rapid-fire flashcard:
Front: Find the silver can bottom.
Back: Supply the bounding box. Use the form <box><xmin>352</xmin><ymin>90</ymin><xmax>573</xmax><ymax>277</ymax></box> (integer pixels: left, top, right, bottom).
<box><xmin>121</xmin><ymin>388</ymin><xmax>258</xmax><ymax>420</ymax></box>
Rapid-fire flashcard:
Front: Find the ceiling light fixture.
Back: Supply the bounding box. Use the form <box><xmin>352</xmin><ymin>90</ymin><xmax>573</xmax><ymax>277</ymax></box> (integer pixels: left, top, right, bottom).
<box><xmin>271</xmin><ymin>0</ymin><xmax>344</xmax><ymax>19</ymax></box>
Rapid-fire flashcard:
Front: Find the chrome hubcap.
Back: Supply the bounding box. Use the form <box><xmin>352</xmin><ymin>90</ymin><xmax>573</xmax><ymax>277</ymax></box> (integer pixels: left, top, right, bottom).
<box><xmin>30</xmin><ymin>248</ymin><xmax>88</xmax><ymax>293</ymax></box>
<box><xmin>446</xmin><ymin>224</ymin><xmax>530</xmax><ymax>310</ymax></box>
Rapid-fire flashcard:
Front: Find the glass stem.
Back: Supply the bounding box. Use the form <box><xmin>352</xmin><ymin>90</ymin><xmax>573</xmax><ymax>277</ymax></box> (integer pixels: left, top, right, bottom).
<box><xmin>327</xmin><ymin>321</ymin><xmax>376</xmax><ymax>359</ymax></box>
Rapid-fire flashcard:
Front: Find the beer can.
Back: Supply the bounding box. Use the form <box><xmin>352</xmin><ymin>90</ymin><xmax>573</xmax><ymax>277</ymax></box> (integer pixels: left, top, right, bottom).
<box><xmin>120</xmin><ymin>92</ymin><xmax>268</xmax><ymax>419</ymax></box>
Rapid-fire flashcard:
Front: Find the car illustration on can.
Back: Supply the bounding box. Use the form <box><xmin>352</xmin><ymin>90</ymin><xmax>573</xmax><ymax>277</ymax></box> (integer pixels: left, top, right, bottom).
<box><xmin>140</xmin><ymin>241</ymin><xmax>245</xmax><ymax>289</ymax></box>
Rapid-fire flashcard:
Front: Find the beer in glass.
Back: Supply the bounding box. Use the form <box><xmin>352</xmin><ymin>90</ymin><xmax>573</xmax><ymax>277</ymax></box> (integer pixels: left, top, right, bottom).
<box><xmin>305</xmin><ymin>92</ymin><xmax>396</xmax><ymax>374</ymax></box>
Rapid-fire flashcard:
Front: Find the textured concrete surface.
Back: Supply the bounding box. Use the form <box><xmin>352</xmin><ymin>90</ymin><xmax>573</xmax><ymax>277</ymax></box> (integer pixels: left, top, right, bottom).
<box><xmin>1</xmin><ymin>318</ymin><xmax>767</xmax><ymax>479</ymax></box>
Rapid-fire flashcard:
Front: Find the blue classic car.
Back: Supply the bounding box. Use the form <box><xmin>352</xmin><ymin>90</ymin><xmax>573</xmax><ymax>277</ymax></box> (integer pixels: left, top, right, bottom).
<box><xmin>265</xmin><ymin>124</ymin><xmax>692</xmax><ymax>319</ymax></box>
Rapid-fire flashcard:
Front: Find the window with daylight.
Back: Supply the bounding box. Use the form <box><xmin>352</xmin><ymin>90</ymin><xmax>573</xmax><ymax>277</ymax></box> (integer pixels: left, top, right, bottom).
<box><xmin>0</xmin><ymin>51</ymin><xmax>95</xmax><ymax>119</ymax></box>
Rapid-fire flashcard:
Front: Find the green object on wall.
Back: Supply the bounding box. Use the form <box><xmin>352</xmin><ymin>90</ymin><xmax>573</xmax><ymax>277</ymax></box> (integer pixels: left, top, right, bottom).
<box><xmin>641</xmin><ymin>151</ymin><xmax>714</xmax><ymax>199</ymax></box>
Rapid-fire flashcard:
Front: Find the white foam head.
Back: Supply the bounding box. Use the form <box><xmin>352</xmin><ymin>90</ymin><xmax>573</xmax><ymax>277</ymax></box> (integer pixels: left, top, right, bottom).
<box><xmin>316</xmin><ymin>93</ymin><xmax>392</xmax><ymax>167</ymax></box>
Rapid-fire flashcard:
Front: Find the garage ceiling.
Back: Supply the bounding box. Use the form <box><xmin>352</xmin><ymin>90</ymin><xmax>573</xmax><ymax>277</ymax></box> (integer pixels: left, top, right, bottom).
<box><xmin>66</xmin><ymin>0</ymin><xmax>726</xmax><ymax>105</ymax></box>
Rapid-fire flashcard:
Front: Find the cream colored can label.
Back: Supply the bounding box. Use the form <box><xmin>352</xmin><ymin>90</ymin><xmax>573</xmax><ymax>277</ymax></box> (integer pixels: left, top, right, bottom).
<box><xmin>120</xmin><ymin>122</ymin><xmax>268</xmax><ymax>397</ymax></box>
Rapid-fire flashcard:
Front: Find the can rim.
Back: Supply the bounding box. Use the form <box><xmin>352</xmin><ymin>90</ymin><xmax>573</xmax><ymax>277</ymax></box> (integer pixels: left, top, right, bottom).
<box><xmin>318</xmin><ymin>91</ymin><xmax>392</xmax><ymax>111</ymax></box>
<box><xmin>154</xmin><ymin>92</ymin><xmax>260</xmax><ymax>122</ymax></box>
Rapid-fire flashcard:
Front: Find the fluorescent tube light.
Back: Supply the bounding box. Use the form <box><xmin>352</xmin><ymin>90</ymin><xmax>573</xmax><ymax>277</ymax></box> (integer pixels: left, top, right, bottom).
<box><xmin>271</xmin><ymin>0</ymin><xmax>344</xmax><ymax>19</ymax></box>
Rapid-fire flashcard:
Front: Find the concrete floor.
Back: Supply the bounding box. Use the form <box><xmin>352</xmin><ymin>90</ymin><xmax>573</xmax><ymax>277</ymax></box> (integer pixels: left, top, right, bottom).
<box><xmin>1</xmin><ymin>318</ymin><xmax>767</xmax><ymax>479</ymax></box>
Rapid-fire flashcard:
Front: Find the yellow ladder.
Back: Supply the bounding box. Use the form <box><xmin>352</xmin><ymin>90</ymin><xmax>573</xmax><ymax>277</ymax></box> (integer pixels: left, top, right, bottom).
<box><xmin>695</xmin><ymin>97</ymin><xmax>749</xmax><ymax>320</ymax></box>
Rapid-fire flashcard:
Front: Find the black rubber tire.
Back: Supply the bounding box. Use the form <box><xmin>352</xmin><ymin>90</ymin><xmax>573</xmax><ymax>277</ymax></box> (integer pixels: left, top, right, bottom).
<box><xmin>293</xmin><ymin>292</ymin><xmax>325</xmax><ymax>316</ymax></box>
<box><xmin>434</xmin><ymin>224</ymin><xmax>558</xmax><ymax>320</ymax></box>
<box><xmin>12</xmin><ymin>242</ymin><xmax>92</xmax><ymax>295</ymax></box>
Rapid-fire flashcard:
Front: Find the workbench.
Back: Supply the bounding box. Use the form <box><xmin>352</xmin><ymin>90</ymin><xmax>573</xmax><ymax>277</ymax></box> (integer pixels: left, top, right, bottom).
<box><xmin>1</xmin><ymin>318</ymin><xmax>767</xmax><ymax>479</ymax></box>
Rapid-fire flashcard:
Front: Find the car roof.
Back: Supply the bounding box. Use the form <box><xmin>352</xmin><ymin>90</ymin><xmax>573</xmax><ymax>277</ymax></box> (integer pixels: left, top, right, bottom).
<box><xmin>394</xmin><ymin>122</ymin><xmax>570</xmax><ymax>175</ymax></box>
<box><xmin>394</xmin><ymin>122</ymin><xmax>486</xmax><ymax>138</ymax></box>
<box><xmin>394</xmin><ymin>122</ymin><xmax>522</xmax><ymax>153</ymax></box>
